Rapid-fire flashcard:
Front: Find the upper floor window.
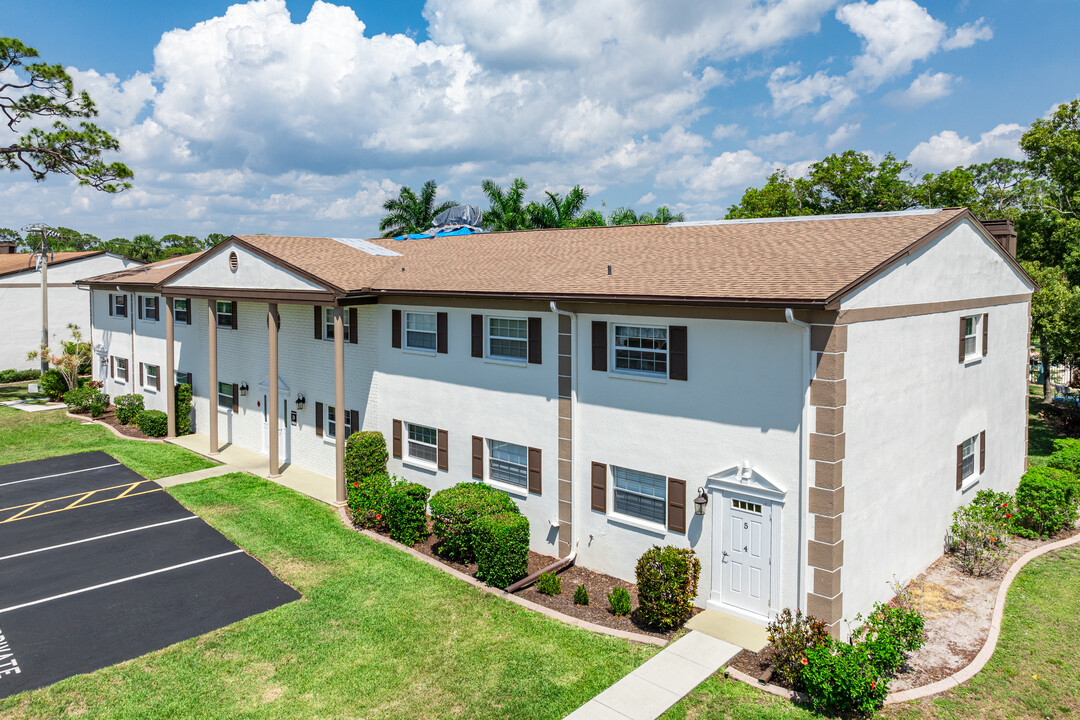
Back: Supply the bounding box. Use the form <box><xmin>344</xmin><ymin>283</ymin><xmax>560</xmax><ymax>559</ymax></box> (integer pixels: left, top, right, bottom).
<box><xmin>216</xmin><ymin>301</ymin><xmax>234</xmax><ymax>329</ymax></box>
<box><xmin>405</xmin><ymin>312</ymin><xmax>437</xmax><ymax>351</ymax></box>
<box><xmin>326</xmin><ymin>405</ymin><xmax>337</xmax><ymax>439</ymax></box>
<box><xmin>488</xmin><ymin>440</ymin><xmax>528</xmax><ymax>488</ymax></box>
<box><xmin>109</xmin><ymin>294</ymin><xmax>128</xmax><ymax>318</ymax></box>
<box><xmin>962</xmin><ymin>316</ymin><xmax>978</xmax><ymax>359</ymax></box>
<box><xmin>488</xmin><ymin>317</ymin><xmax>528</xmax><ymax>360</ymax></box>
<box><xmin>324</xmin><ymin>307</ymin><xmax>351</xmax><ymax>343</ymax></box>
<box><xmin>407</xmin><ymin>422</ymin><xmax>438</xmax><ymax>464</ymax></box>
<box><xmin>142</xmin><ymin>296</ymin><xmax>160</xmax><ymax>322</ymax></box>
<box><xmin>614</xmin><ymin>324</ymin><xmax>667</xmax><ymax>376</ymax></box>
<box><xmin>174</xmin><ymin>298</ymin><xmax>189</xmax><ymax>324</ymax></box>
<box><xmin>612</xmin><ymin>465</ymin><xmax>666</xmax><ymax>525</ymax></box>
<box><xmin>960</xmin><ymin>313</ymin><xmax>989</xmax><ymax>362</ymax></box>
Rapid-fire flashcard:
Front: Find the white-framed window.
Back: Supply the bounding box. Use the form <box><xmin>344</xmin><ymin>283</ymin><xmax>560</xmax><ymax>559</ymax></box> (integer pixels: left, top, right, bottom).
<box><xmin>613</xmin><ymin>324</ymin><xmax>668</xmax><ymax>376</ymax></box>
<box><xmin>488</xmin><ymin>439</ymin><xmax>528</xmax><ymax>488</ymax></box>
<box><xmin>216</xmin><ymin>301</ymin><xmax>234</xmax><ymax>328</ymax></box>
<box><xmin>143</xmin><ymin>296</ymin><xmax>160</xmax><ymax>322</ymax></box>
<box><xmin>217</xmin><ymin>381</ymin><xmax>233</xmax><ymax>408</ymax></box>
<box><xmin>405</xmin><ymin>311</ymin><xmax>437</xmax><ymax>351</ymax></box>
<box><xmin>326</xmin><ymin>405</ymin><xmax>337</xmax><ymax>439</ymax></box>
<box><xmin>114</xmin><ymin>357</ymin><xmax>128</xmax><ymax>382</ymax></box>
<box><xmin>109</xmin><ymin>294</ymin><xmax>128</xmax><ymax>318</ymax></box>
<box><xmin>143</xmin><ymin>364</ymin><xmax>159</xmax><ymax>388</ymax></box>
<box><xmin>612</xmin><ymin>466</ymin><xmax>666</xmax><ymax>525</ymax></box>
<box><xmin>174</xmin><ymin>298</ymin><xmax>189</xmax><ymax>324</ymax></box>
<box><xmin>175</xmin><ymin>370</ymin><xmax>192</xmax><ymax>387</ymax></box>
<box><xmin>406</xmin><ymin>422</ymin><xmax>438</xmax><ymax>464</ymax></box>
<box><xmin>488</xmin><ymin>317</ymin><xmax>528</xmax><ymax>360</ymax></box>
<box><xmin>962</xmin><ymin>315</ymin><xmax>980</xmax><ymax>360</ymax></box>
<box><xmin>732</xmin><ymin>498</ymin><xmax>763</xmax><ymax>514</ymax></box>
<box><xmin>324</xmin><ymin>307</ymin><xmax>351</xmax><ymax>343</ymax></box>
<box><xmin>961</xmin><ymin>434</ymin><xmax>978</xmax><ymax>481</ymax></box>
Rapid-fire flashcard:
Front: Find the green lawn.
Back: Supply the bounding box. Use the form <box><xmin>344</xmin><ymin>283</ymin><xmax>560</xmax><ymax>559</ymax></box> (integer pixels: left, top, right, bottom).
<box><xmin>0</xmin><ymin>406</ymin><xmax>216</xmax><ymax>480</ymax></box>
<box><xmin>0</xmin><ymin>382</ymin><xmax>37</xmax><ymax>404</ymax></box>
<box><xmin>0</xmin><ymin>472</ymin><xmax>657</xmax><ymax>719</ymax></box>
<box><xmin>1027</xmin><ymin>383</ymin><xmax>1071</xmax><ymax>467</ymax></box>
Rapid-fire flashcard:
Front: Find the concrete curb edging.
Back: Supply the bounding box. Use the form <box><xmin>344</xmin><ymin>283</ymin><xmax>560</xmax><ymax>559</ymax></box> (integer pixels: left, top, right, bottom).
<box><xmin>725</xmin><ymin>532</ymin><xmax>1080</xmax><ymax>705</ymax></box>
<box><xmin>335</xmin><ymin>507</ymin><xmax>667</xmax><ymax>647</ymax></box>
<box><xmin>65</xmin><ymin>411</ymin><xmax>166</xmax><ymax>443</ymax></box>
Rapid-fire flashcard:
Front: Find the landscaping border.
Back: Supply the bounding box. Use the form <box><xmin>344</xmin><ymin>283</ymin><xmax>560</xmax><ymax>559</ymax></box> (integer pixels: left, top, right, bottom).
<box><xmin>336</xmin><ymin>507</ymin><xmax>667</xmax><ymax>647</ymax></box>
<box><xmin>65</xmin><ymin>411</ymin><xmax>166</xmax><ymax>443</ymax></box>
<box><xmin>723</xmin><ymin>532</ymin><xmax>1080</xmax><ymax>705</ymax></box>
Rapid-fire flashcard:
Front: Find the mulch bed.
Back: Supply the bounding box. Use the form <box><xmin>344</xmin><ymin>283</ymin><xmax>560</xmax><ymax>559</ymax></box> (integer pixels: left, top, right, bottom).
<box><xmin>69</xmin><ymin>407</ymin><xmax>153</xmax><ymax>440</ymax></box>
<box><xmin>371</xmin><ymin>521</ymin><xmax>694</xmax><ymax>640</ymax></box>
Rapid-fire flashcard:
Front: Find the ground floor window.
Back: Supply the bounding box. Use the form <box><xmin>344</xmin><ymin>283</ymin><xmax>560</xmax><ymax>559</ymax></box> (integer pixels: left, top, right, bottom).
<box><xmin>612</xmin><ymin>466</ymin><xmax>666</xmax><ymax>524</ymax></box>
<box><xmin>114</xmin><ymin>357</ymin><xmax>128</xmax><ymax>382</ymax></box>
<box><xmin>175</xmin><ymin>370</ymin><xmax>192</xmax><ymax>387</ymax></box>
<box><xmin>488</xmin><ymin>439</ymin><xmax>528</xmax><ymax>487</ymax></box>
<box><xmin>326</xmin><ymin>405</ymin><xmax>336</xmax><ymax>439</ymax></box>
<box><xmin>218</xmin><ymin>382</ymin><xmax>233</xmax><ymax>408</ymax></box>
<box><xmin>143</xmin><ymin>364</ymin><xmax>160</xmax><ymax>389</ymax></box>
<box><xmin>406</xmin><ymin>422</ymin><xmax>438</xmax><ymax>464</ymax></box>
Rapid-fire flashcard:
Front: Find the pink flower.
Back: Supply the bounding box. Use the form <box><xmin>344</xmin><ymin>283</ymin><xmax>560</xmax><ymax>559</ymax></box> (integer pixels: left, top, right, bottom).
<box><xmin>801</xmin><ymin>657</ymin><xmax>808</xmax><ymax>665</ymax></box>
<box><xmin>376</xmin><ymin>514</ymin><xmax>381</xmax><ymax>520</ymax></box>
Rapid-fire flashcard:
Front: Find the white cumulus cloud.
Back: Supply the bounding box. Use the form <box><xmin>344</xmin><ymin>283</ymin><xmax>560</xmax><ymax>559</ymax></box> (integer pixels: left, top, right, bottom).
<box><xmin>885</xmin><ymin>71</ymin><xmax>956</xmax><ymax>108</ymax></box>
<box><xmin>906</xmin><ymin>123</ymin><xmax>1025</xmax><ymax>171</ymax></box>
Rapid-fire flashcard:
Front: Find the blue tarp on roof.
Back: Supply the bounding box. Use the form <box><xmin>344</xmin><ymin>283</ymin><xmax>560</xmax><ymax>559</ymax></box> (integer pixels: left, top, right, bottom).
<box><xmin>394</xmin><ymin>226</ymin><xmax>484</xmax><ymax>241</ymax></box>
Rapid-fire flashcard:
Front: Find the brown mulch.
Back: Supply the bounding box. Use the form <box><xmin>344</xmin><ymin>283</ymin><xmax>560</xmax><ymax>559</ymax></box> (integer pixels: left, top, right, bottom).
<box><xmin>69</xmin><ymin>407</ymin><xmax>152</xmax><ymax>440</ymax></box>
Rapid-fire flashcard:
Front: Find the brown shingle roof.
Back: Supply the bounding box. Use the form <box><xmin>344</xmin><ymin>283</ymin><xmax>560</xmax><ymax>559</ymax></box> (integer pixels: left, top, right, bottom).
<box><xmin>226</xmin><ymin>236</ymin><xmax>401</xmax><ymax>293</ymax></box>
<box><xmin>0</xmin><ymin>251</ymin><xmax>105</xmax><ymax>279</ymax></box>
<box><xmin>80</xmin><ymin>252</ymin><xmax>204</xmax><ymax>286</ymax></box>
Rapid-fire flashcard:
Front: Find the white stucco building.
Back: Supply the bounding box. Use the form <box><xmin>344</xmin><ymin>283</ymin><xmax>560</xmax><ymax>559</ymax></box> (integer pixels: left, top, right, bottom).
<box><xmin>0</xmin><ymin>242</ymin><xmax>140</xmax><ymax>371</ymax></box>
<box><xmin>80</xmin><ymin>209</ymin><xmax>1034</xmax><ymax>635</ymax></box>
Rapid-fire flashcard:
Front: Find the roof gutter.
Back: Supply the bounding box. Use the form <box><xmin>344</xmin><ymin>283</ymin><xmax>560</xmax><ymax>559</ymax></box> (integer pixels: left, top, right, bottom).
<box><xmin>370</xmin><ymin>288</ymin><xmax>827</xmax><ymax>310</ymax></box>
<box><xmin>784</xmin><ymin>308</ymin><xmax>811</xmax><ymax>614</ymax></box>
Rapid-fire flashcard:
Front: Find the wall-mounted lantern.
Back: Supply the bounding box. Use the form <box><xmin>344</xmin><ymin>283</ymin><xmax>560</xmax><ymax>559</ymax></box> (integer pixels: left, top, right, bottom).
<box><xmin>694</xmin><ymin>487</ymin><xmax>709</xmax><ymax>516</ymax></box>
<box><xmin>295</xmin><ymin>393</ymin><xmax>305</xmax><ymax>410</ymax></box>
<box><xmin>239</xmin><ymin>381</ymin><xmax>249</xmax><ymax>397</ymax></box>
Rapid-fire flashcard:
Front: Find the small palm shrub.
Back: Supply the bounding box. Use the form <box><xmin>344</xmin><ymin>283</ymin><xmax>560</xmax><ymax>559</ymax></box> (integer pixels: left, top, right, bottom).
<box><xmin>536</xmin><ymin>571</ymin><xmax>561</xmax><ymax>595</ymax></box>
<box><xmin>947</xmin><ymin>489</ymin><xmax>1013</xmax><ymax>576</ymax></box>
<box><xmin>344</xmin><ymin>431</ymin><xmax>388</xmax><ymax>483</ymax></box>
<box><xmin>573</xmin><ymin>584</ymin><xmax>589</xmax><ymax>606</ymax></box>
<box><xmin>137</xmin><ymin>409</ymin><xmax>168</xmax><ymax>437</ymax></box>
<box><xmin>429</xmin><ymin>482</ymin><xmax>520</xmax><ymax>561</ymax></box>
<box><xmin>1014</xmin><ymin>466</ymin><xmax>1080</xmax><ymax>538</ymax></box>
<box><xmin>385</xmin><ymin>482</ymin><xmax>430</xmax><ymax>546</ymax></box>
<box><xmin>767</xmin><ymin>608</ymin><xmax>830</xmax><ymax>689</ymax></box>
<box><xmin>114</xmin><ymin>394</ymin><xmax>144</xmax><ymax>425</ymax></box>
<box><xmin>474</xmin><ymin>512</ymin><xmax>530</xmax><ymax>589</ymax></box>
<box><xmin>608</xmin><ymin>586</ymin><xmax>631</xmax><ymax>616</ymax></box>
<box><xmin>634</xmin><ymin>545</ymin><xmax>701</xmax><ymax>630</ymax></box>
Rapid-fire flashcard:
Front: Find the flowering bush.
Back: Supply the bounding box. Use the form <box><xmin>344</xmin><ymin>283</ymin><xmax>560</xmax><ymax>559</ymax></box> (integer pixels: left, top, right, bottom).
<box><xmin>802</xmin><ymin>640</ymin><xmax>888</xmax><ymax>717</ymax></box>
<box><xmin>766</xmin><ymin>608</ymin><xmax>830</xmax><ymax>689</ymax></box>
<box><xmin>346</xmin><ymin>471</ymin><xmax>395</xmax><ymax>532</ymax></box>
<box><xmin>850</xmin><ymin>602</ymin><xmax>925</xmax><ymax>676</ymax></box>
<box><xmin>947</xmin><ymin>489</ymin><xmax>1013</xmax><ymax>576</ymax></box>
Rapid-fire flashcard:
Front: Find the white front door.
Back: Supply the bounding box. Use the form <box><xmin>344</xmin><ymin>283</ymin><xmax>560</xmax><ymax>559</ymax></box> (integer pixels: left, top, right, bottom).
<box><xmin>720</xmin><ymin>495</ymin><xmax>771</xmax><ymax>617</ymax></box>
<box><xmin>260</xmin><ymin>395</ymin><xmax>289</xmax><ymax>463</ymax></box>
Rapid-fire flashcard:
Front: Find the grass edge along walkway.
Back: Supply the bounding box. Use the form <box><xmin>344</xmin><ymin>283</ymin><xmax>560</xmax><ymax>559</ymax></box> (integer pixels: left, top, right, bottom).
<box><xmin>0</xmin><ymin>472</ymin><xmax>657</xmax><ymax>720</ymax></box>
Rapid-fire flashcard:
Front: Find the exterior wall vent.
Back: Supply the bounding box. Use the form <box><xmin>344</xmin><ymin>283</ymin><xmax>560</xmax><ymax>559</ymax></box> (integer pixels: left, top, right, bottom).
<box><xmin>229</xmin><ymin>251</ymin><xmax>239</xmax><ymax>272</ymax></box>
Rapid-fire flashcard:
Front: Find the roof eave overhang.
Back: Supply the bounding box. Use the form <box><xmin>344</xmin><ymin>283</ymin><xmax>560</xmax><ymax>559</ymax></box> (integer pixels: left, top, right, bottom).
<box><xmin>368</xmin><ymin>288</ymin><xmax>828</xmax><ymax>310</ymax></box>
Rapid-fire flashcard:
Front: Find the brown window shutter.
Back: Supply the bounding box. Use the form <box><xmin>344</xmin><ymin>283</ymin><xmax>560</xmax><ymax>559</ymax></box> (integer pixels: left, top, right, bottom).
<box><xmin>980</xmin><ymin>430</ymin><xmax>986</xmax><ymax>473</ymax></box>
<box><xmin>230</xmin><ymin>302</ymin><xmax>238</xmax><ymax>330</ymax></box>
<box><xmin>316</xmin><ymin>402</ymin><xmax>324</xmax><ymax>437</ymax></box>
<box><xmin>350</xmin><ymin>409</ymin><xmax>360</xmax><ymax>437</ymax></box>
<box><xmin>314</xmin><ymin>305</ymin><xmax>323</xmax><ymax>340</ymax></box>
<box><xmin>185</xmin><ymin>298</ymin><xmax>192</xmax><ymax>324</ymax></box>
<box><xmin>391</xmin><ymin>309</ymin><xmax>401</xmax><ymax>348</ymax></box>
<box><xmin>982</xmin><ymin>313</ymin><xmax>988</xmax><ymax>356</ymax></box>
<box><xmin>437</xmin><ymin>312</ymin><xmax>448</xmax><ymax>354</ymax></box>
<box><xmin>956</xmin><ymin>443</ymin><xmax>963</xmax><ymax>490</ymax></box>
<box><xmin>592</xmin><ymin>321</ymin><xmax>607</xmax><ymax>371</ymax></box>
<box><xmin>349</xmin><ymin>308</ymin><xmax>358</xmax><ymax>344</ymax></box>
<box><xmin>139</xmin><ymin>362</ymin><xmax>144</xmax><ymax>386</ymax></box>
<box><xmin>527</xmin><ymin>317</ymin><xmax>542</xmax><ymax>364</ymax></box>
<box><xmin>528</xmin><ymin>447</ymin><xmax>542</xmax><ymax>494</ymax></box>
<box><xmin>138</xmin><ymin>296</ymin><xmax>143</xmax><ymax>320</ymax></box>
<box><xmin>591</xmin><ymin>462</ymin><xmax>607</xmax><ymax>512</ymax></box>
<box><xmin>669</xmin><ymin>326</ymin><xmax>688</xmax><ymax>380</ymax></box>
<box><xmin>110</xmin><ymin>356</ymin><xmax>115</xmax><ymax>379</ymax></box>
<box><xmin>437</xmin><ymin>429</ymin><xmax>449</xmax><ymax>471</ymax></box>
<box><xmin>109</xmin><ymin>295</ymin><xmax>114</xmax><ymax>316</ymax></box>
<box><xmin>392</xmin><ymin>419</ymin><xmax>402</xmax><ymax>458</ymax></box>
<box><xmin>958</xmin><ymin>317</ymin><xmax>966</xmax><ymax>362</ymax></box>
<box><xmin>472</xmin><ymin>436</ymin><xmax>484</xmax><ymax>479</ymax></box>
<box><xmin>231</xmin><ymin>383</ymin><xmax>239</xmax><ymax>412</ymax></box>
<box><xmin>667</xmin><ymin>478</ymin><xmax>686</xmax><ymax>533</ymax></box>
<box><xmin>471</xmin><ymin>314</ymin><xmax>483</xmax><ymax>357</ymax></box>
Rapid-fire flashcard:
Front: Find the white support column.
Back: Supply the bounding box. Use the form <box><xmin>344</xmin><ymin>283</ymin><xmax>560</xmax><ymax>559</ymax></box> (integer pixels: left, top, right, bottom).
<box><xmin>208</xmin><ymin>299</ymin><xmax>219</xmax><ymax>454</ymax></box>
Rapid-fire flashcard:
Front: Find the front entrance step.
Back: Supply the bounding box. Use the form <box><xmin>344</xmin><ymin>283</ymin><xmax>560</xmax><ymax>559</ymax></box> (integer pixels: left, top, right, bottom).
<box><xmin>685</xmin><ymin>608</ymin><xmax>768</xmax><ymax>652</ymax></box>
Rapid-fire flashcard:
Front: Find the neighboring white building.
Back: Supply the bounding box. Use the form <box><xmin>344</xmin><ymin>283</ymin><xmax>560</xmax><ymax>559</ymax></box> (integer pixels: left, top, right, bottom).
<box><xmin>80</xmin><ymin>209</ymin><xmax>1034</xmax><ymax>635</ymax></box>
<box><xmin>0</xmin><ymin>242</ymin><xmax>141</xmax><ymax>371</ymax></box>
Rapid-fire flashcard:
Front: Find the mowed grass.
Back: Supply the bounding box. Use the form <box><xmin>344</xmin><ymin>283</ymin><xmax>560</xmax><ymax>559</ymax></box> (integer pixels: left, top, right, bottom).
<box><xmin>1027</xmin><ymin>383</ymin><xmax>1069</xmax><ymax>467</ymax></box>
<box><xmin>0</xmin><ymin>472</ymin><xmax>656</xmax><ymax>720</ymax></box>
<box><xmin>0</xmin><ymin>406</ymin><xmax>216</xmax><ymax>480</ymax></box>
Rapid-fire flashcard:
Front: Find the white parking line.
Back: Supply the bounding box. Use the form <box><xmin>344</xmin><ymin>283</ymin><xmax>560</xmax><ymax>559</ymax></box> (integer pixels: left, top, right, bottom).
<box><xmin>0</xmin><ymin>516</ymin><xmax>200</xmax><ymax>562</ymax></box>
<box><xmin>0</xmin><ymin>550</ymin><xmax>246</xmax><ymax>615</ymax></box>
<box><xmin>0</xmin><ymin>463</ymin><xmax>122</xmax><ymax>488</ymax></box>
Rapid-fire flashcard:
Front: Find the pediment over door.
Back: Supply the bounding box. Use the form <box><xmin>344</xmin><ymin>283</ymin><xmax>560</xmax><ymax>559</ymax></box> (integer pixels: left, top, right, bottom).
<box><xmin>707</xmin><ymin>462</ymin><xmax>787</xmax><ymax>502</ymax></box>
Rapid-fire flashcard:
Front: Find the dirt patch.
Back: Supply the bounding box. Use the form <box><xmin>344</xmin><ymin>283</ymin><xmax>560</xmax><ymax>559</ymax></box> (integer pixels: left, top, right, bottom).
<box><xmin>69</xmin><ymin>407</ymin><xmax>153</xmax><ymax>439</ymax></box>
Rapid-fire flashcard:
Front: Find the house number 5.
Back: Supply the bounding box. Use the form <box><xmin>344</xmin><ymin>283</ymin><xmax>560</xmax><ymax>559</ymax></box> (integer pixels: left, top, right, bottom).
<box><xmin>744</xmin><ymin>522</ymin><xmax>748</xmax><ymax>529</ymax></box>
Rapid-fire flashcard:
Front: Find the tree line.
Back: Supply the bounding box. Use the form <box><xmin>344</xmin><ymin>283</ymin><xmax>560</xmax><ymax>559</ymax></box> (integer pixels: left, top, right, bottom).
<box><xmin>0</xmin><ymin>228</ymin><xmax>225</xmax><ymax>264</ymax></box>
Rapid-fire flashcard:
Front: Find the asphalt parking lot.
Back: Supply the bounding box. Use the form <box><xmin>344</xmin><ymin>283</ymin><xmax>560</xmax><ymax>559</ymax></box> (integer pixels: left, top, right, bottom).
<box><xmin>0</xmin><ymin>452</ymin><xmax>300</xmax><ymax>698</ymax></box>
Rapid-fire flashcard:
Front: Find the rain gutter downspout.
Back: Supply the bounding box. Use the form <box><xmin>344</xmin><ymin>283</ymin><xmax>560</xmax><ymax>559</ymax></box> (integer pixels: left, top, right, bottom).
<box><xmin>505</xmin><ymin>301</ymin><xmax>579</xmax><ymax>593</ymax></box>
<box><xmin>784</xmin><ymin>308</ymin><xmax>811</xmax><ymax>612</ymax></box>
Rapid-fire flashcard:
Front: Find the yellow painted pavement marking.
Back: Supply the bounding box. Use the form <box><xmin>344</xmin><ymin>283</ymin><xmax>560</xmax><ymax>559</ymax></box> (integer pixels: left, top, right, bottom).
<box><xmin>0</xmin><ymin>481</ymin><xmax>161</xmax><ymax>524</ymax></box>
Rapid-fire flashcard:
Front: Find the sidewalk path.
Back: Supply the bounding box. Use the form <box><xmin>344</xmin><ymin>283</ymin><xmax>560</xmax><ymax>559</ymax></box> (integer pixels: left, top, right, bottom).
<box><xmin>564</xmin><ymin>631</ymin><xmax>739</xmax><ymax>720</ymax></box>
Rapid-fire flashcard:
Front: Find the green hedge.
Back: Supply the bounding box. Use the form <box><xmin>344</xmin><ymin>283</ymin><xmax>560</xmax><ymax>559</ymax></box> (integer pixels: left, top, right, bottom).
<box><xmin>64</xmin><ymin>386</ymin><xmax>105</xmax><ymax>414</ymax></box>
<box><xmin>1047</xmin><ymin>438</ymin><xmax>1080</xmax><ymax>476</ymax></box>
<box><xmin>634</xmin><ymin>545</ymin><xmax>701</xmax><ymax>631</ymax></box>
<box><xmin>39</xmin><ymin>369</ymin><xmax>67</xmax><ymax>401</ymax></box>
<box><xmin>429</xmin><ymin>482</ymin><xmax>520</xmax><ymax>561</ymax></box>
<box><xmin>345</xmin><ymin>432</ymin><xmax>389</xmax><ymax>483</ymax></box>
<box><xmin>474</xmin><ymin>512</ymin><xmax>530</xmax><ymax>589</ymax></box>
<box><xmin>346</xmin><ymin>471</ymin><xmax>395</xmax><ymax>531</ymax></box>
<box><xmin>0</xmin><ymin>368</ymin><xmax>40</xmax><ymax>383</ymax></box>
<box><xmin>1014</xmin><ymin>466</ymin><xmax>1080</xmax><ymax>538</ymax></box>
<box><xmin>137</xmin><ymin>409</ymin><xmax>169</xmax><ymax>437</ymax></box>
<box><xmin>386</xmin><ymin>482</ymin><xmax>430</xmax><ymax>546</ymax></box>
<box><xmin>174</xmin><ymin>383</ymin><xmax>192</xmax><ymax>435</ymax></box>
<box><xmin>115</xmin><ymin>394</ymin><xmax>144</xmax><ymax>425</ymax></box>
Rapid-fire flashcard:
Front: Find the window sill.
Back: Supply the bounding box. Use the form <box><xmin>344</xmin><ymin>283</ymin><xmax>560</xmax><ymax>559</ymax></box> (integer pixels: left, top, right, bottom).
<box><xmin>960</xmin><ymin>475</ymin><xmax>982</xmax><ymax>493</ymax></box>
<box><xmin>485</xmin><ymin>357</ymin><xmax>528</xmax><ymax>368</ymax></box>
<box><xmin>403</xmin><ymin>347</ymin><xmax>437</xmax><ymax>357</ymax></box>
<box><xmin>963</xmin><ymin>356</ymin><xmax>983</xmax><ymax>367</ymax></box>
<box><xmin>322</xmin><ymin>435</ymin><xmax>338</xmax><ymax>446</ymax></box>
<box><xmin>487</xmin><ymin>478</ymin><xmax>529</xmax><ymax>498</ymax></box>
<box><xmin>608</xmin><ymin>370</ymin><xmax>668</xmax><ymax>384</ymax></box>
<box><xmin>606</xmin><ymin>512</ymin><xmax>667</xmax><ymax>537</ymax></box>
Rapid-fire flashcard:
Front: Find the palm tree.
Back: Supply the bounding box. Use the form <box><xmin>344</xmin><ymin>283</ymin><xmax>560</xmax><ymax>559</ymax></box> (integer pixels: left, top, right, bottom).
<box><xmin>379</xmin><ymin>180</ymin><xmax>458</xmax><ymax>238</ymax></box>
<box><xmin>127</xmin><ymin>233</ymin><xmax>163</xmax><ymax>263</ymax></box>
<box><xmin>481</xmin><ymin>178</ymin><xmax>531</xmax><ymax>231</ymax></box>
<box><xmin>528</xmin><ymin>185</ymin><xmax>590</xmax><ymax>228</ymax></box>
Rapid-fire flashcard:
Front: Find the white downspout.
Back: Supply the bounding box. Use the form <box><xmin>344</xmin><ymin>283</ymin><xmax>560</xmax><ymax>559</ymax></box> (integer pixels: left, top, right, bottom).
<box><xmin>785</xmin><ymin>308</ymin><xmax>811</xmax><ymax>611</ymax></box>
<box><xmin>550</xmin><ymin>301</ymin><xmax>578</xmax><ymax>565</ymax></box>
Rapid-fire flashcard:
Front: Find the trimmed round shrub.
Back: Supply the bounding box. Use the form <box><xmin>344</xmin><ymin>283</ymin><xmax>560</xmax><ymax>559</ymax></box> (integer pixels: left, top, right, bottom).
<box><xmin>39</xmin><ymin>368</ymin><xmax>67</xmax><ymax>401</ymax></box>
<box><xmin>767</xmin><ymin>608</ymin><xmax>830</xmax><ymax>690</ymax></box>
<box><xmin>1014</xmin><ymin>466</ymin><xmax>1080</xmax><ymax>538</ymax></box>
<box><xmin>90</xmin><ymin>392</ymin><xmax>109</xmax><ymax>418</ymax></box>
<box><xmin>536</xmin><ymin>571</ymin><xmax>561</xmax><ymax>595</ymax></box>
<box><xmin>63</xmin><ymin>386</ymin><xmax>99</xmax><ymax>413</ymax></box>
<box><xmin>115</xmin><ymin>394</ymin><xmax>145</xmax><ymax>425</ymax></box>
<box><xmin>429</xmin><ymin>482</ymin><xmax>520</xmax><ymax>561</ymax></box>
<box><xmin>137</xmin><ymin>409</ymin><xmax>168</xmax><ymax>437</ymax></box>
<box><xmin>474</xmin><ymin>512</ymin><xmax>530</xmax><ymax>589</ymax></box>
<box><xmin>346</xmin><ymin>471</ymin><xmax>394</xmax><ymax>531</ymax></box>
<box><xmin>608</xmin><ymin>586</ymin><xmax>631</xmax><ymax>616</ymax></box>
<box><xmin>634</xmin><ymin>545</ymin><xmax>701</xmax><ymax>631</ymax></box>
<box><xmin>802</xmin><ymin>639</ymin><xmax>888</xmax><ymax>717</ymax></box>
<box><xmin>174</xmin><ymin>383</ymin><xmax>193</xmax><ymax>435</ymax></box>
<box><xmin>345</xmin><ymin>431</ymin><xmax>389</xmax><ymax>484</ymax></box>
<box><xmin>573</xmin><ymin>584</ymin><xmax>589</xmax><ymax>606</ymax></box>
<box><xmin>386</xmin><ymin>482</ymin><xmax>430</xmax><ymax>546</ymax></box>
<box><xmin>1047</xmin><ymin>438</ymin><xmax>1080</xmax><ymax>476</ymax></box>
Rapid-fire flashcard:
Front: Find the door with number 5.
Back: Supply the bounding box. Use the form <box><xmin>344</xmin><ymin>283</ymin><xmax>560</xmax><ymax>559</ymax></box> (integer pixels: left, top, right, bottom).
<box><xmin>720</xmin><ymin>495</ymin><xmax>772</xmax><ymax>618</ymax></box>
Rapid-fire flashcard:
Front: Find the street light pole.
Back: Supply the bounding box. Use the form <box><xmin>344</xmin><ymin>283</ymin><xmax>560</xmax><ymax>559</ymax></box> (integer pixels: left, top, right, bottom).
<box><xmin>22</xmin><ymin>224</ymin><xmax>60</xmax><ymax>374</ymax></box>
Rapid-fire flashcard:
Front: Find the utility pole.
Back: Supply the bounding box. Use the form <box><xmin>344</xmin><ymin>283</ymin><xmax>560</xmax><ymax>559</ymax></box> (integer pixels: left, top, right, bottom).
<box><xmin>22</xmin><ymin>224</ymin><xmax>60</xmax><ymax>374</ymax></box>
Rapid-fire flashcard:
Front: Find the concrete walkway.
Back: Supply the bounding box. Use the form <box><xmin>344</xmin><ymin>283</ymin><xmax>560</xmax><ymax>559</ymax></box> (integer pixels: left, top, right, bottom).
<box><xmin>165</xmin><ymin>433</ymin><xmax>338</xmax><ymax>505</ymax></box>
<box><xmin>565</xmin><ymin>631</ymin><xmax>740</xmax><ymax>720</ymax></box>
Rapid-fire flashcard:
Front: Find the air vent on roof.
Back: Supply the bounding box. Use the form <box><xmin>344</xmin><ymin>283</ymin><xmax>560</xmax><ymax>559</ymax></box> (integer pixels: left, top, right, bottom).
<box><xmin>229</xmin><ymin>251</ymin><xmax>238</xmax><ymax>272</ymax></box>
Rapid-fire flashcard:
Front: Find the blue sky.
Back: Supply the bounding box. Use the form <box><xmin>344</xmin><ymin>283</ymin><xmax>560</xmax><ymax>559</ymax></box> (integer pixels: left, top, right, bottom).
<box><xmin>1</xmin><ymin>0</ymin><xmax>1078</xmax><ymax>240</ymax></box>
